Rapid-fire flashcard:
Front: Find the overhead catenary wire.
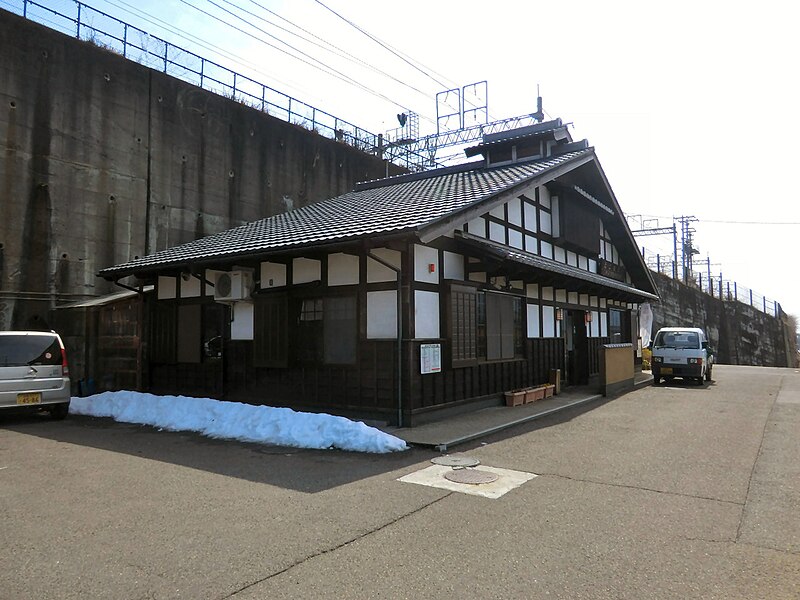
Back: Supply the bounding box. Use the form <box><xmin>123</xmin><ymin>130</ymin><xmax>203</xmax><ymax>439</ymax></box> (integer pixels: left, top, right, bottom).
<box><xmin>309</xmin><ymin>0</ymin><xmax>492</xmax><ymax>119</ymax></box>
<box><xmin>310</xmin><ymin>0</ymin><xmax>450</xmax><ymax>89</ymax></box>
<box><xmin>236</xmin><ymin>0</ymin><xmax>437</xmax><ymax>113</ymax></box>
<box><xmin>174</xmin><ymin>0</ymin><xmax>417</xmax><ymax>114</ymax></box>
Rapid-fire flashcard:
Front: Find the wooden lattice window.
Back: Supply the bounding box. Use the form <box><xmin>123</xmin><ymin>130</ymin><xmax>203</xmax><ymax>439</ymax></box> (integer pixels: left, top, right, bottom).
<box><xmin>450</xmin><ymin>284</ymin><xmax>478</xmax><ymax>367</ymax></box>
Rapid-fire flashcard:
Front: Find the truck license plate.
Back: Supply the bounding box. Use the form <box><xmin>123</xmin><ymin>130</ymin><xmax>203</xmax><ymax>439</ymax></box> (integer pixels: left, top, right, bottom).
<box><xmin>660</xmin><ymin>367</ymin><xmax>673</xmax><ymax>375</ymax></box>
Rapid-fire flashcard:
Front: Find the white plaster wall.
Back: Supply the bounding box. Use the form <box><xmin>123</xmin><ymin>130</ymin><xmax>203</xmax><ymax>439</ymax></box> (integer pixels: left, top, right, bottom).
<box><xmin>293</xmin><ymin>258</ymin><xmax>321</xmax><ymax>284</ymax></box>
<box><xmin>591</xmin><ymin>311</ymin><xmax>600</xmax><ymax>337</ymax></box>
<box><xmin>539</xmin><ymin>210</ymin><xmax>552</xmax><ymax>235</ymax></box>
<box><xmin>180</xmin><ymin>275</ymin><xmax>201</xmax><ymax>298</ymax></box>
<box><xmin>588</xmin><ymin>258</ymin><xmax>597</xmax><ymax>273</ymax></box>
<box><xmin>526</xmin><ymin>284</ymin><xmax>539</xmax><ymax>299</ymax></box>
<box><xmin>231</xmin><ymin>302</ymin><xmax>254</xmax><ymax>341</ymax></box>
<box><xmin>556</xmin><ymin>289</ymin><xmax>567</xmax><ymax>303</ymax></box>
<box><xmin>443</xmin><ymin>251</ymin><xmax>465</xmax><ymax>280</ymax></box>
<box><xmin>525</xmin><ymin>234</ymin><xmax>537</xmax><ymax>253</ymax></box>
<box><xmin>489</xmin><ymin>221</ymin><xmax>505</xmax><ymax>243</ymax></box>
<box><xmin>367</xmin><ymin>248</ymin><xmax>401</xmax><ymax>283</ymax></box>
<box><xmin>158</xmin><ymin>276</ymin><xmax>176</xmax><ymax>300</ymax></box>
<box><xmin>414</xmin><ymin>291</ymin><xmax>440</xmax><ymax>339</ymax></box>
<box><xmin>580</xmin><ymin>294</ymin><xmax>590</xmax><ymax>306</ymax></box>
<box><xmin>540</xmin><ymin>241</ymin><xmax>553</xmax><ymax>259</ymax></box>
<box><xmin>568</xmin><ymin>292</ymin><xmax>578</xmax><ymax>305</ymax></box>
<box><xmin>467</xmin><ymin>217</ymin><xmax>486</xmax><ymax>238</ymax></box>
<box><xmin>367</xmin><ymin>290</ymin><xmax>397</xmax><ymax>339</ymax></box>
<box><xmin>541</xmin><ymin>286</ymin><xmax>554</xmax><ymax>301</ymax></box>
<box><xmin>490</xmin><ymin>204</ymin><xmax>505</xmax><ymax>219</ymax></box>
<box><xmin>527</xmin><ymin>304</ymin><xmax>540</xmax><ymax>337</ymax></box>
<box><xmin>508</xmin><ymin>229</ymin><xmax>523</xmax><ymax>249</ymax></box>
<box><xmin>579</xmin><ymin>255</ymin><xmax>589</xmax><ymax>271</ymax></box>
<box><xmin>542</xmin><ymin>305</ymin><xmax>556</xmax><ymax>337</ymax></box>
<box><xmin>260</xmin><ymin>262</ymin><xmax>287</xmax><ymax>289</ymax></box>
<box><xmin>551</xmin><ymin>197</ymin><xmax>560</xmax><ymax>237</ymax></box>
<box><xmin>414</xmin><ymin>244</ymin><xmax>439</xmax><ymax>284</ymax></box>
<box><xmin>507</xmin><ymin>198</ymin><xmax>522</xmax><ymax>226</ymax></box>
<box><xmin>554</xmin><ymin>246</ymin><xmax>566</xmax><ymax>263</ymax></box>
<box><xmin>601</xmin><ymin>312</ymin><xmax>608</xmax><ymax>337</ymax></box>
<box><xmin>328</xmin><ymin>253</ymin><xmax>359</xmax><ymax>286</ymax></box>
<box><xmin>567</xmin><ymin>251</ymin><xmax>578</xmax><ymax>267</ymax></box>
<box><xmin>469</xmin><ymin>272</ymin><xmax>487</xmax><ymax>283</ymax></box>
<box><xmin>524</xmin><ymin>202</ymin><xmax>537</xmax><ymax>232</ymax></box>
<box><xmin>540</xmin><ymin>185</ymin><xmax>551</xmax><ymax>209</ymax></box>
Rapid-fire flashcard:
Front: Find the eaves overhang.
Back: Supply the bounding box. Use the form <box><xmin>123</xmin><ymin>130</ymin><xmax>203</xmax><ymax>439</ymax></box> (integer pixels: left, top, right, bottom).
<box><xmin>97</xmin><ymin>231</ymin><xmax>414</xmax><ymax>281</ymax></box>
<box><xmin>456</xmin><ymin>232</ymin><xmax>660</xmax><ymax>302</ymax></box>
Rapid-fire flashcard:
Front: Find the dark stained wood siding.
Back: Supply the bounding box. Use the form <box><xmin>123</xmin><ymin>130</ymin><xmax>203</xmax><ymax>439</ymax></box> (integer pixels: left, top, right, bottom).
<box><xmin>148</xmin><ymin>325</ymin><xmax>566</xmax><ymax>425</ymax></box>
<box><xmin>588</xmin><ymin>337</ymin><xmax>610</xmax><ymax>375</ymax></box>
<box><xmin>411</xmin><ymin>337</ymin><xmax>565</xmax><ymax>416</ymax></box>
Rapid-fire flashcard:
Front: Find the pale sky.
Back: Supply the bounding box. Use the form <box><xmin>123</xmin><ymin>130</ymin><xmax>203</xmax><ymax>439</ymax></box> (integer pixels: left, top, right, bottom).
<box><xmin>25</xmin><ymin>0</ymin><xmax>800</xmax><ymax>317</ymax></box>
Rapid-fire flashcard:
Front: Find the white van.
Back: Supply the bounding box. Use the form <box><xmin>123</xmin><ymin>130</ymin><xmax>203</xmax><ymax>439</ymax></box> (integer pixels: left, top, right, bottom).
<box><xmin>650</xmin><ymin>327</ymin><xmax>713</xmax><ymax>386</ymax></box>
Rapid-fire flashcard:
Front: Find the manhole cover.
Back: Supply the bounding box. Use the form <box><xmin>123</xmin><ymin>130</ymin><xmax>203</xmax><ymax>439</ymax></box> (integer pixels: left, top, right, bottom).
<box><xmin>431</xmin><ymin>455</ymin><xmax>481</xmax><ymax>468</ymax></box>
<box><xmin>444</xmin><ymin>468</ymin><xmax>499</xmax><ymax>485</ymax></box>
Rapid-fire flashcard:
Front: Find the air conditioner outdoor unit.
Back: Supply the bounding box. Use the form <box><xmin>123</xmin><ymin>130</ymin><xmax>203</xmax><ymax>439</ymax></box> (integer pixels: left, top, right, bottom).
<box><xmin>214</xmin><ymin>270</ymin><xmax>252</xmax><ymax>302</ymax></box>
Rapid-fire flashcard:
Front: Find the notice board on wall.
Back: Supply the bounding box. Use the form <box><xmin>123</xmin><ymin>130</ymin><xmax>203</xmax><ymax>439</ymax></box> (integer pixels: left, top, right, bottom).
<box><xmin>420</xmin><ymin>343</ymin><xmax>442</xmax><ymax>374</ymax></box>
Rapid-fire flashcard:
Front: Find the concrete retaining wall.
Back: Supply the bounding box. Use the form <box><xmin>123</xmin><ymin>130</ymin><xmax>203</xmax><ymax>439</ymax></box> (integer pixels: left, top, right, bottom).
<box><xmin>650</xmin><ymin>272</ymin><xmax>794</xmax><ymax>367</ymax></box>
<box><xmin>0</xmin><ymin>9</ymin><xmax>402</xmax><ymax>330</ymax></box>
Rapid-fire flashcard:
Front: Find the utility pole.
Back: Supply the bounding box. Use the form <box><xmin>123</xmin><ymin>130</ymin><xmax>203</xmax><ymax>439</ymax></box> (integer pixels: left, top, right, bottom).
<box><xmin>628</xmin><ymin>218</ymin><xmax>679</xmax><ymax>277</ymax></box>
<box><xmin>675</xmin><ymin>216</ymin><xmax>699</xmax><ymax>283</ymax></box>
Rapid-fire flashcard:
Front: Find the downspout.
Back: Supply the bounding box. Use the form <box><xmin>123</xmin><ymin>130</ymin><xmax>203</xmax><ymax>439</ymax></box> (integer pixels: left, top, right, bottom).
<box><xmin>368</xmin><ymin>251</ymin><xmax>403</xmax><ymax>427</ymax></box>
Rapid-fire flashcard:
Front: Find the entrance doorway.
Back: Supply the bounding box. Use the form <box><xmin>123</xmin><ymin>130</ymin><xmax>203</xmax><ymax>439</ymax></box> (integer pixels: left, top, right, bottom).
<box><xmin>565</xmin><ymin>309</ymin><xmax>589</xmax><ymax>386</ymax></box>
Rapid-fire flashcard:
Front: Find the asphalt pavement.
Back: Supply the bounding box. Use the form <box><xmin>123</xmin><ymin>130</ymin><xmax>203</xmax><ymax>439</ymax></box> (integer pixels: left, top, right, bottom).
<box><xmin>1</xmin><ymin>364</ymin><xmax>798</xmax><ymax>599</ymax></box>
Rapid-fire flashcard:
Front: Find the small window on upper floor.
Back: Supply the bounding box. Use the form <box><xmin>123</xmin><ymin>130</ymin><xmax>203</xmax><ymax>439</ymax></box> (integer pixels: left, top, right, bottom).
<box><xmin>489</xmin><ymin>147</ymin><xmax>513</xmax><ymax>164</ymax></box>
<box><xmin>516</xmin><ymin>140</ymin><xmax>541</xmax><ymax>160</ymax></box>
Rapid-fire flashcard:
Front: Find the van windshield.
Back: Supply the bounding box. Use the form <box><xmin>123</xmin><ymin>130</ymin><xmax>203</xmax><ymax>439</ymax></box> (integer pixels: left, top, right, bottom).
<box><xmin>653</xmin><ymin>331</ymin><xmax>700</xmax><ymax>349</ymax></box>
<box><xmin>0</xmin><ymin>335</ymin><xmax>61</xmax><ymax>367</ymax></box>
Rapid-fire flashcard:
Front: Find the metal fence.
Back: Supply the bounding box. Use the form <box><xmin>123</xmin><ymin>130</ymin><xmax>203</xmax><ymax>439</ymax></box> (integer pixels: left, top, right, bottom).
<box><xmin>3</xmin><ymin>0</ymin><xmax>427</xmax><ymax>164</ymax></box>
<box><xmin>642</xmin><ymin>248</ymin><xmax>781</xmax><ymax>318</ymax></box>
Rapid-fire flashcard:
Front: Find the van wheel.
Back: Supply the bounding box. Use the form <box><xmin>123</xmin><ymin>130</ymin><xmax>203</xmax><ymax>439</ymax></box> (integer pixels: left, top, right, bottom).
<box><xmin>49</xmin><ymin>403</ymin><xmax>70</xmax><ymax>420</ymax></box>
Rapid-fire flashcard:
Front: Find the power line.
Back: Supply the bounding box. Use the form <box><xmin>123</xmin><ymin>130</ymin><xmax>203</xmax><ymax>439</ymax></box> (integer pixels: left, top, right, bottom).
<box><xmin>308</xmin><ymin>0</ymin><xmax>492</xmax><ymax>120</ymax></box>
<box><xmin>175</xmin><ymin>0</ymin><xmax>414</xmax><ymax>113</ymax></box>
<box><xmin>311</xmin><ymin>0</ymin><xmax>450</xmax><ymax>89</ymax></box>
<box><xmin>104</xmin><ymin>0</ymin><xmax>281</xmax><ymax>76</ymax></box>
<box><xmin>212</xmin><ymin>0</ymin><xmax>437</xmax><ymax>125</ymax></box>
<box><xmin>240</xmin><ymin>0</ymin><xmax>435</xmax><ymax>105</ymax></box>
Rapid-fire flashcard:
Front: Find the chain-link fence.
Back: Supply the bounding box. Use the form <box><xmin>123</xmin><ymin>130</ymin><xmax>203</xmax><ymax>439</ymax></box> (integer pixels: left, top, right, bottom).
<box><xmin>4</xmin><ymin>0</ymin><xmax>387</xmax><ymax>155</ymax></box>
<box><xmin>641</xmin><ymin>248</ymin><xmax>781</xmax><ymax>318</ymax></box>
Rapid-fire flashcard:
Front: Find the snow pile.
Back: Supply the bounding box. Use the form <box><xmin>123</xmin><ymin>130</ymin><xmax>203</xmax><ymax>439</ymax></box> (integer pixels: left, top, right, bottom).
<box><xmin>70</xmin><ymin>391</ymin><xmax>408</xmax><ymax>453</ymax></box>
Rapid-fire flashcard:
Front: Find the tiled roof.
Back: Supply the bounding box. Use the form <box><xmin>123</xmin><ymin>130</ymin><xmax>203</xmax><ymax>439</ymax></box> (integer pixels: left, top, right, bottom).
<box><xmin>100</xmin><ymin>150</ymin><xmax>591</xmax><ymax>278</ymax></box>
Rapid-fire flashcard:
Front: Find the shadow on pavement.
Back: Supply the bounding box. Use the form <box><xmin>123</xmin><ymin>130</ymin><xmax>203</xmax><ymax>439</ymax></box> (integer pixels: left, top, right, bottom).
<box><xmin>0</xmin><ymin>412</ymin><xmax>433</xmax><ymax>493</ymax></box>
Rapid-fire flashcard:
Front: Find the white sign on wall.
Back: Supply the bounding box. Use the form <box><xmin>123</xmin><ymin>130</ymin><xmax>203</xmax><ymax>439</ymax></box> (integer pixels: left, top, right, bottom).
<box><xmin>420</xmin><ymin>343</ymin><xmax>442</xmax><ymax>374</ymax></box>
